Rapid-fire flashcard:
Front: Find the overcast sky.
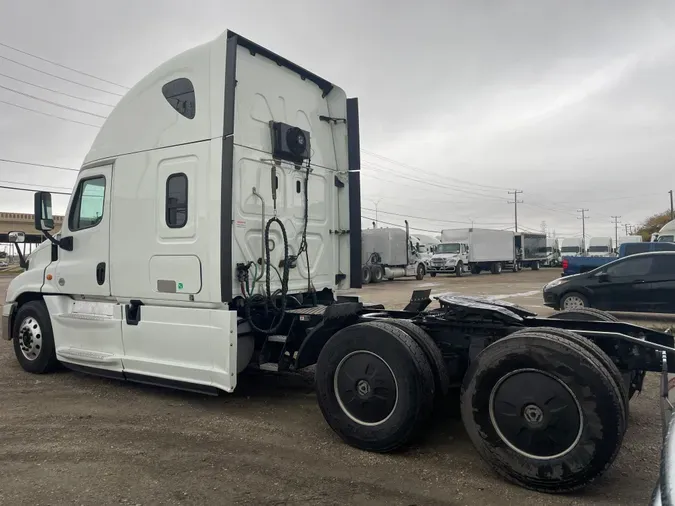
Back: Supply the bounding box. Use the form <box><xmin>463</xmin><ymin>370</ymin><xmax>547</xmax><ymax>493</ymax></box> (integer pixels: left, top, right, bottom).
<box><xmin>1</xmin><ymin>0</ymin><xmax>674</xmax><ymax>240</ymax></box>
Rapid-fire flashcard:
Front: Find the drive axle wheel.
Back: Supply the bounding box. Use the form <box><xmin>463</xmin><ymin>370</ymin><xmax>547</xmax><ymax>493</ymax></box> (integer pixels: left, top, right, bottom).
<box><xmin>461</xmin><ymin>331</ymin><xmax>624</xmax><ymax>493</ymax></box>
<box><xmin>362</xmin><ymin>266</ymin><xmax>372</xmax><ymax>284</ymax></box>
<box><xmin>371</xmin><ymin>265</ymin><xmax>384</xmax><ymax>283</ymax></box>
<box><xmin>316</xmin><ymin>321</ymin><xmax>434</xmax><ymax>453</ymax></box>
<box><xmin>511</xmin><ymin>326</ymin><xmax>628</xmax><ymax>423</ymax></box>
<box><xmin>12</xmin><ymin>300</ymin><xmax>59</xmax><ymax>374</ymax></box>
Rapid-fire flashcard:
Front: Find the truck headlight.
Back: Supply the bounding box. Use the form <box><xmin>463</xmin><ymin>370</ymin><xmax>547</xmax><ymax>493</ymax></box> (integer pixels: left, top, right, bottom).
<box><xmin>446</xmin><ymin>259</ymin><xmax>456</xmax><ymax>266</ymax></box>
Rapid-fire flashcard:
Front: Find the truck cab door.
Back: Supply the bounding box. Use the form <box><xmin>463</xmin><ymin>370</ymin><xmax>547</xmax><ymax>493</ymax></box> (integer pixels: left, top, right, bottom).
<box><xmin>49</xmin><ymin>167</ymin><xmax>112</xmax><ymax>297</ymax></box>
<box><xmin>42</xmin><ymin>165</ymin><xmax>125</xmax><ymax>374</ymax></box>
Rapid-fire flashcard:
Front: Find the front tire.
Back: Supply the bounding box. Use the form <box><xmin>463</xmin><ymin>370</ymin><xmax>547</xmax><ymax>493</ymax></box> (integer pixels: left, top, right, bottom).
<box><xmin>315</xmin><ymin>321</ymin><xmax>435</xmax><ymax>453</ymax></box>
<box><xmin>560</xmin><ymin>292</ymin><xmax>589</xmax><ymax>310</ymax></box>
<box><xmin>430</xmin><ymin>272</ymin><xmax>437</xmax><ymax>278</ymax></box>
<box><xmin>12</xmin><ymin>300</ymin><xmax>58</xmax><ymax>374</ymax></box>
<box><xmin>416</xmin><ymin>264</ymin><xmax>425</xmax><ymax>281</ymax></box>
<box><xmin>455</xmin><ymin>261</ymin><xmax>463</xmax><ymax>277</ymax></box>
<box><xmin>461</xmin><ymin>331</ymin><xmax>625</xmax><ymax>493</ymax></box>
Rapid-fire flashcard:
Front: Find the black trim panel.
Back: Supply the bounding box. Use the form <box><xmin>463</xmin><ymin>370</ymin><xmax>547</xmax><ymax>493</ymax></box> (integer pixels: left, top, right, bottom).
<box><xmin>228</xmin><ymin>31</ymin><xmax>334</xmax><ymax>98</ymax></box>
<box><xmin>346</xmin><ymin>98</ymin><xmax>362</xmax><ymax>289</ymax></box>
<box><xmin>62</xmin><ymin>363</ymin><xmax>220</xmax><ymax>396</ymax></box>
<box><xmin>220</xmin><ymin>34</ymin><xmax>238</xmax><ymax>302</ymax></box>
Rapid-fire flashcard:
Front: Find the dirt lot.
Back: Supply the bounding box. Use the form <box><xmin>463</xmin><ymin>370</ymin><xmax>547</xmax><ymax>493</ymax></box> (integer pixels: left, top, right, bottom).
<box><xmin>0</xmin><ymin>270</ymin><xmax>669</xmax><ymax>505</ymax></box>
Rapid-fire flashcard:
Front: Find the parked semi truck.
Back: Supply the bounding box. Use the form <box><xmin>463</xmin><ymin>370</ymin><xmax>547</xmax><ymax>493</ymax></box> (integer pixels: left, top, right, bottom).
<box><xmin>514</xmin><ymin>232</ymin><xmax>547</xmax><ymax>270</ymax></box>
<box><xmin>428</xmin><ymin>228</ymin><xmax>514</xmax><ymax>276</ymax></box>
<box><xmin>362</xmin><ymin>223</ymin><xmax>426</xmax><ymax>283</ymax></box>
<box><xmin>560</xmin><ymin>237</ymin><xmax>584</xmax><ymax>257</ymax></box>
<box><xmin>541</xmin><ymin>237</ymin><xmax>561</xmax><ymax>267</ymax></box>
<box><xmin>587</xmin><ymin>237</ymin><xmax>614</xmax><ymax>257</ymax></box>
<box><xmin>655</xmin><ymin>220</ymin><xmax>675</xmax><ymax>243</ymax></box>
<box><xmin>4</xmin><ymin>29</ymin><xmax>675</xmax><ymax>495</ymax></box>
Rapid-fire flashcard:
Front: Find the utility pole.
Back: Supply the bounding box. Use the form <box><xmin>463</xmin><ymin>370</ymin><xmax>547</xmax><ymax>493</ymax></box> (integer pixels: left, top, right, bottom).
<box><xmin>611</xmin><ymin>215</ymin><xmax>621</xmax><ymax>250</ymax></box>
<box><xmin>508</xmin><ymin>190</ymin><xmax>524</xmax><ymax>233</ymax></box>
<box><xmin>624</xmin><ymin>223</ymin><xmax>631</xmax><ymax>236</ymax></box>
<box><xmin>669</xmin><ymin>190</ymin><xmax>674</xmax><ymax>220</ymax></box>
<box><xmin>577</xmin><ymin>209</ymin><xmax>589</xmax><ymax>251</ymax></box>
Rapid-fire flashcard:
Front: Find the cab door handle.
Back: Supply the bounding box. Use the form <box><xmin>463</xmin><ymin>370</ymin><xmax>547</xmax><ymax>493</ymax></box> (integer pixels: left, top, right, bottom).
<box><xmin>96</xmin><ymin>262</ymin><xmax>106</xmax><ymax>285</ymax></box>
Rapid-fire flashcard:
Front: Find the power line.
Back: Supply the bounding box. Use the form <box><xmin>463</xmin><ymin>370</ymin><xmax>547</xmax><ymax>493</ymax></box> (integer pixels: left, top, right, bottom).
<box><xmin>0</xmin><ymin>41</ymin><xmax>129</xmax><ymax>89</ymax></box>
<box><xmin>0</xmin><ymin>179</ymin><xmax>72</xmax><ymax>190</ymax></box>
<box><xmin>0</xmin><ymin>83</ymin><xmax>107</xmax><ymax>118</ymax></box>
<box><xmin>361</xmin><ymin>207</ymin><xmax>512</xmax><ymax>226</ymax></box>
<box><xmin>0</xmin><ymin>71</ymin><xmax>115</xmax><ymax>107</ymax></box>
<box><xmin>0</xmin><ymin>184</ymin><xmax>71</xmax><ymax>195</ymax></box>
<box><xmin>0</xmin><ymin>158</ymin><xmax>79</xmax><ymax>172</ymax></box>
<box><xmin>0</xmin><ymin>100</ymin><xmax>101</xmax><ymax>128</ymax></box>
<box><xmin>361</xmin><ymin>149</ymin><xmax>513</xmax><ymax>192</ymax></box>
<box><xmin>361</xmin><ymin>214</ymin><xmax>439</xmax><ymax>234</ymax></box>
<box><xmin>0</xmin><ymin>54</ymin><xmax>124</xmax><ymax>97</ymax></box>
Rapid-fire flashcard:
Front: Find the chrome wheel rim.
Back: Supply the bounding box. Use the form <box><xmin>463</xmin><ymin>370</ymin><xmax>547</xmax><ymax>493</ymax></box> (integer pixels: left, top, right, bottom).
<box><xmin>18</xmin><ymin>316</ymin><xmax>42</xmax><ymax>361</ymax></box>
<box><xmin>334</xmin><ymin>351</ymin><xmax>398</xmax><ymax>426</ymax></box>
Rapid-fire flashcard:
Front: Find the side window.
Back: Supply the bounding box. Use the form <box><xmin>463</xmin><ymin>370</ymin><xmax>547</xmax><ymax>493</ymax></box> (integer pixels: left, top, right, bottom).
<box><xmin>69</xmin><ymin>176</ymin><xmax>106</xmax><ymax>231</ymax></box>
<box><xmin>162</xmin><ymin>78</ymin><xmax>195</xmax><ymax>119</ymax></box>
<box><xmin>606</xmin><ymin>256</ymin><xmax>652</xmax><ymax>277</ymax></box>
<box><xmin>166</xmin><ymin>173</ymin><xmax>188</xmax><ymax>228</ymax></box>
<box><xmin>650</xmin><ymin>256</ymin><xmax>675</xmax><ymax>276</ymax></box>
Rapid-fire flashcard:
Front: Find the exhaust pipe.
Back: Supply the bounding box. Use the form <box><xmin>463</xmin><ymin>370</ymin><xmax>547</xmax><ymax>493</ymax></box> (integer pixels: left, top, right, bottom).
<box><xmin>405</xmin><ymin>220</ymin><xmax>410</xmax><ymax>265</ymax></box>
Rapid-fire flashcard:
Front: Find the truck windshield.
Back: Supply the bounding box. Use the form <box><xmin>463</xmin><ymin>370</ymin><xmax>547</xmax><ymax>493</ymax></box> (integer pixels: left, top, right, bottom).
<box><xmin>658</xmin><ymin>235</ymin><xmax>674</xmax><ymax>243</ymax></box>
<box><xmin>561</xmin><ymin>246</ymin><xmax>580</xmax><ymax>253</ymax></box>
<box><xmin>436</xmin><ymin>243</ymin><xmax>460</xmax><ymax>254</ymax></box>
<box><xmin>588</xmin><ymin>246</ymin><xmax>609</xmax><ymax>253</ymax></box>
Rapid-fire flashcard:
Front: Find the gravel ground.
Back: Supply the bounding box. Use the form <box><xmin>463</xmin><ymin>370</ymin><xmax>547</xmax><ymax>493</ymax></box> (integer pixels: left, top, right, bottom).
<box><xmin>0</xmin><ymin>271</ymin><xmax>668</xmax><ymax>505</ymax></box>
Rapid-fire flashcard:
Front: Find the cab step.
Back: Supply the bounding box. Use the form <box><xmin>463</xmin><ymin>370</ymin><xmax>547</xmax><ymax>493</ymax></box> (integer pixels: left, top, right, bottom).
<box><xmin>259</xmin><ymin>363</ymin><xmax>279</xmax><ymax>372</ymax></box>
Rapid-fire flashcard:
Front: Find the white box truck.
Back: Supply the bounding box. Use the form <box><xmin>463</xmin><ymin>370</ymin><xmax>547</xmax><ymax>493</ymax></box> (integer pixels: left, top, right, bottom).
<box><xmin>361</xmin><ymin>222</ymin><xmax>426</xmax><ymax>283</ymax></box>
<box><xmin>514</xmin><ymin>232</ymin><xmax>547</xmax><ymax>271</ymax></box>
<box><xmin>3</xmin><ymin>29</ymin><xmax>673</xmax><ymax>495</ymax></box>
<box><xmin>428</xmin><ymin>228</ymin><xmax>515</xmax><ymax>276</ymax></box>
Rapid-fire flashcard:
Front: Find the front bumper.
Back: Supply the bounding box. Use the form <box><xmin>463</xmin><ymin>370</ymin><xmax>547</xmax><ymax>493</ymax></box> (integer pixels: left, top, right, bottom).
<box><xmin>2</xmin><ymin>302</ymin><xmax>15</xmax><ymax>341</ymax></box>
<box><xmin>427</xmin><ymin>264</ymin><xmax>457</xmax><ymax>273</ymax></box>
<box><xmin>542</xmin><ymin>290</ymin><xmax>559</xmax><ymax>309</ymax></box>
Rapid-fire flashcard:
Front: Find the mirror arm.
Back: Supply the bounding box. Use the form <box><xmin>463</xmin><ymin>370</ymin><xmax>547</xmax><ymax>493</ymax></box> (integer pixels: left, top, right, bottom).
<box><xmin>13</xmin><ymin>243</ymin><xmax>28</xmax><ymax>270</ymax></box>
<box><xmin>43</xmin><ymin>231</ymin><xmax>73</xmax><ymax>251</ymax></box>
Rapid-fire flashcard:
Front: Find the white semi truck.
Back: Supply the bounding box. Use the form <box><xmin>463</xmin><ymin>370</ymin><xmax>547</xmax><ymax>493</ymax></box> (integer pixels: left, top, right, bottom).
<box><xmin>560</xmin><ymin>237</ymin><xmax>584</xmax><ymax>257</ymax></box>
<box><xmin>428</xmin><ymin>228</ymin><xmax>515</xmax><ymax>276</ymax></box>
<box><xmin>586</xmin><ymin>237</ymin><xmax>613</xmax><ymax>257</ymax></box>
<box><xmin>3</xmin><ymin>30</ymin><xmax>674</xmax><ymax>495</ymax></box>
<box><xmin>541</xmin><ymin>237</ymin><xmax>561</xmax><ymax>267</ymax></box>
<box><xmin>361</xmin><ymin>223</ymin><xmax>426</xmax><ymax>283</ymax></box>
<box><xmin>655</xmin><ymin>219</ymin><xmax>675</xmax><ymax>243</ymax></box>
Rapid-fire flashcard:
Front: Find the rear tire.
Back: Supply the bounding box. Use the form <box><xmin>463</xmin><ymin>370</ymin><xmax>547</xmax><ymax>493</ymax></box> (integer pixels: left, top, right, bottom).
<box><xmin>371</xmin><ymin>265</ymin><xmax>384</xmax><ymax>283</ymax></box>
<box><xmin>362</xmin><ymin>266</ymin><xmax>372</xmax><ymax>285</ymax></box>
<box><xmin>471</xmin><ymin>265</ymin><xmax>481</xmax><ymax>275</ymax></box>
<box><xmin>511</xmin><ymin>326</ymin><xmax>628</xmax><ymax>422</ymax></box>
<box><xmin>532</xmin><ymin>261</ymin><xmax>540</xmax><ymax>271</ymax></box>
<box><xmin>382</xmin><ymin>319</ymin><xmax>450</xmax><ymax>401</ymax></box>
<box><xmin>491</xmin><ymin>263</ymin><xmax>502</xmax><ymax>275</ymax></box>
<box><xmin>461</xmin><ymin>331</ymin><xmax>625</xmax><ymax>493</ymax></box>
<box><xmin>12</xmin><ymin>300</ymin><xmax>59</xmax><ymax>374</ymax></box>
<box><xmin>560</xmin><ymin>292</ymin><xmax>589</xmax><ymax>310</ymax></box>
<box><xmin>416</xmin><ymin>264</ymin><xmax>425</xmax><ymax>281</ymax></box>
<box><xmin>315</xmin><ymin>322</ymin><xmax>435</xmax><ymax>453</ymax></box>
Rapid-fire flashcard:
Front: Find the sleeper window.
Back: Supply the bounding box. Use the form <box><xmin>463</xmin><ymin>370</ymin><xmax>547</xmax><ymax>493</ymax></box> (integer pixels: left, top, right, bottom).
<box><xmin>69</xmin><ymin>176</ymin><xmax>106</xmax><ymax>231</ymax></box>
<box><xmin>166</xmin><ymin>173</ymin><xmax>188</xmax><ymax>228</ymax></box>
<box><xmin>162</xmin><ymin>78</ymin><xmax>195</xmax><ymax>119</ymax></box>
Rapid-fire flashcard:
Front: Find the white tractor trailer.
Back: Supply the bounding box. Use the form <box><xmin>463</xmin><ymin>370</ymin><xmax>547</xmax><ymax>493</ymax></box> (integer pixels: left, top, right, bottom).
<box><xmin>3</xmin><ymin>30</ymin><xmax>675</xmax><ymax>495</ymax></box>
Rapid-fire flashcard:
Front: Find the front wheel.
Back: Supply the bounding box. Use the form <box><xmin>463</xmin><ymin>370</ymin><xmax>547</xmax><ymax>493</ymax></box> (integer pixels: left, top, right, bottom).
<box><xmin>560</xmin><ymin>292</ymin><xmax>589</xmax><ymax>310</ymax></box>
<box><xmin>430</xmin><ymin>272</ymin><xmax>437</xmax><ymax>278</ymax></box>
<box><xmin>416</xmin><ymin>264</ymin><xmax>425</xmax><ymax>280</ymax></box>
<box><xmin>455</xmin><ymin>261</ymin><xmax>463</xmax><ymax>277</ymax></box>
<box><xmin>315</xmin><ymin>322</ymin><xmax>435</xmax><ymax>453</ymax></box>
<box><xmin>461</xmin><ymin>331</ymin><xmax>625</xmax><ymax>493</ymax></box>
<box><xmin>12</xmin><ymin>300</ymin><xmax>59</xmax><ymax>374</ymax></box>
